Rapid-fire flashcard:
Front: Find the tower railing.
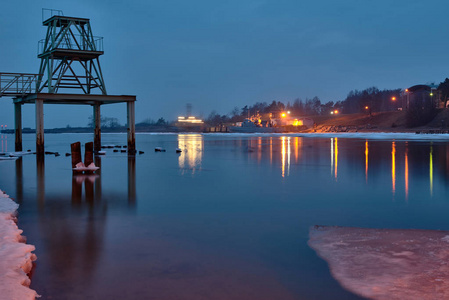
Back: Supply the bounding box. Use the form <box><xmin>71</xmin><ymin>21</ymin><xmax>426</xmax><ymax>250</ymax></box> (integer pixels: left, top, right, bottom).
<box><xmin>41</xmin><ymin>8</ymin><xmax>63</xmax><ymax>22</ymax></box>
<box><xmin>0</xmin><ymin>73</ymin><xmax>40</xmax><ymax>97</ymax></box>
<box><xmin>38</xmin><ymin>35</ymin><xmax>104</xmax><ymax>55</ymax></box>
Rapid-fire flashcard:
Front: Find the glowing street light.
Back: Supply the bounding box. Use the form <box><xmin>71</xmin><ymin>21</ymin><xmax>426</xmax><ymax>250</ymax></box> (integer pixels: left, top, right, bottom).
<box><xmin>287</xmin><ymin>111</ymin><xmax>291</xmax><ymax>114</ymax></box>
<box><xmin>334</xmin><ymin>110</ymin><xmax>339</xmax><ymax>114</ymax></box>
<box><xmin>281</xmin><ymin>113</ymin><xmax>286</xmax><ymax>118</ymax></box>
<box><xmin>365</xmin><ymin>106</ymin><xmax>369</xmax><ymax>110</ymax></box>
<box><xmin>330</xmin><ymin>111</ymin><xmax>334</xmax><ymax>115</ymax></box>
<box><xmin>392</xmin><ymin>96</ymin><xmax>396</xmax><ymax>101</ymax></box>
<box><xmin>430</xmin><ymin>93</ymin><xmax>434</xmax><ymax>97</ymax></box>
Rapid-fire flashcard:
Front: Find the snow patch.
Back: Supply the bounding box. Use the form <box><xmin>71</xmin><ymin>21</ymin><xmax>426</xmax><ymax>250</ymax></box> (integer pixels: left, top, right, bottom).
<box><xmin>0</xmin><ymin>190</ymin><xmax>39</xmax><ymax>299</ymax></box>
<box><xmin>309</xmin><ymin>226</ymin><xmax>449</xmax><ymax>300</ymax></box>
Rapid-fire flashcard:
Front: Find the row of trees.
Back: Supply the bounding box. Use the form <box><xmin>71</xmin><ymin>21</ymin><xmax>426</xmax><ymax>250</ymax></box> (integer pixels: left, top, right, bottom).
<box><xmin>205</xmin><ymin>87</ymin><xmax>403</xmax><ymax>125</ymax></box>
<box><xmin>94</xmin><ymin>79</ymin><xmax>449</xmax><ymax>128</ymax></box>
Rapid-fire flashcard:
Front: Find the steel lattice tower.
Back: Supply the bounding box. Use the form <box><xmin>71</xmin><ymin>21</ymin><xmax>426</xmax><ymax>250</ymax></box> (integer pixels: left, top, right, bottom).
<box><xmin>36</xmin><ymin>13</ymin><xmax>107</xmax><ymax>94</ymax></box>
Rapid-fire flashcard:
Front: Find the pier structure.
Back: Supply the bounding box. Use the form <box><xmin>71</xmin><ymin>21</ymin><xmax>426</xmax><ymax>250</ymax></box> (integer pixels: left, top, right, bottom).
<box><xmin>0</xmin><ymin>10</ymin><xmax>136</xmax><ymax>154</ymax></box>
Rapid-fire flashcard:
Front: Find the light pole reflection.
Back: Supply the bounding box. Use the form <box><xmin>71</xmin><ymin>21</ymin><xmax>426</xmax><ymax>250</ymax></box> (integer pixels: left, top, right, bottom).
<box><xmin>392</xmin><ymin>141</ymin><xmax>396</xmax><ymax>195</ymax></box>
<box><xmin>365</xmin><ymin>140</ymin><xmax>369</xmax><ymax>183</ymax></box>
<box><xmin>330</xmin><ymin>138</ymin><xmax>338</xmax><ymax>180</ymax></box>
<box><xmin>335</xmin><ymin>138</ymin><xmax>338</xmax><ymax>180</ymax></box>
<box><xmin>280</xmin><ymin>136</ymin><xmax>291</xmax><ymax>178</ymax></box>
<box><xmin>281</xmin><ymin>137</ymin><xmax>285</xmax><ymax>178</ymax></box>
<box><xmin>405</xmin><ymin>144</ymin><xmax>409</xmax><ymax>201</ymax></box>
<box><xmin>430</xmin><ymin>145</ymin><xmax>434</xmax><ymax>197</ymax></box>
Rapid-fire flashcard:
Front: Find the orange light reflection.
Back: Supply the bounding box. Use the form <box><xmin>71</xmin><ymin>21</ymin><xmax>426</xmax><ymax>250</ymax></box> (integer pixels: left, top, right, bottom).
<box><xmin>430</xmin><ymin>146</ymin><xmax>433</xmax><ymax>197</ymax></box>
<box><xmin>281</xmin><ymin>137</ymin><xmax>285</xmax><ymax>178</ymax></box>
<box><xmin>405</xmin><ymin>146</ymin><xmax>409</xmax><ymax>201</ymax></box>
<box><xmin>392</xmin><ymin>142</ymin><xmax>396</xmax><ymax>195</ymax></box>
<box><xmin>365</xmin><ymin>140</ymin><xmax>368</xmax><ymax>183</ymax></box>
<box><xmin>334</xmin><ymin>138</ymin><xmax>338</xmax><ymax>180</ymax></box>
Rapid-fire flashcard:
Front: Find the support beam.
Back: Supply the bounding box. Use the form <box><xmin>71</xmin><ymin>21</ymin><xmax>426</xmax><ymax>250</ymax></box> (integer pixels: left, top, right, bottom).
<box><xmin>127</xmin><ymin>101</ymin><xmax>136</xmax><ymax>154</ymax></box>
<box><xmin>14</xmin><ymin>103</ymin><xmax>22</xmax><ymax>151</ymax></box>
<box><xmin>35</xmin><ymin>99</ymin><xmax>44</xmax><ymax>155</ymax></box>
<box><xmin>93</xmin><ymin>104</ymin><xmax>101</xmax><ymax>152</ymax></box>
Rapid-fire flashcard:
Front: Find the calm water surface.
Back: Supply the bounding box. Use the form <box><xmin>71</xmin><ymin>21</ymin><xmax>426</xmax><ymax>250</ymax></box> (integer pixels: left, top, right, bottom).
<box><xmin>1</xmin><ymin>133</ymin><xmax>449</xmax><ymax>299</ymax></box>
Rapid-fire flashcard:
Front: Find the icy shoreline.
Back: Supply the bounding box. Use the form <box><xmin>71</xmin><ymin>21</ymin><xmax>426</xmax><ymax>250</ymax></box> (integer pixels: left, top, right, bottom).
<box><xmin>201</xmin><ymin>132</ymin><xmax>449</xmax><ymax>140</ymax></box>
<box><xmin>0</xmin><ymin>190</ymin><xmax>38</xmax><ymax>300</ymax></box>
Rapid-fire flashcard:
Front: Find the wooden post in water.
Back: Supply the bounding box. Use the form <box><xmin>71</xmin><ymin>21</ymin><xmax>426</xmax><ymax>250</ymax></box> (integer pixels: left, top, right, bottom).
<box><xmin>93</xmin><ymin>104</ymin><xmax>101</xmax><ymax>152</ymax></box>
<box><xmin>71</xmin><ymin>142</ymin><xmax>82</xmax><ymax>171</ymax></box>
<box><xmin>84</xmin><ymin>142</ymin><xmax>94</xmax><ymax>167</ymax></box>
<box><xmin>35</xmin><ymin>99</ymin><xmax>44</xmax><ymax>155</ymax></box>
<box><xmin>14</xmin><ymin>103</ymin><xmax>22</xmax><ymax>152</ymax></box>
<box><xmin>127</xmin><ymin>101</ymin><xmax>136</xmax><ymax>154</ymax></box>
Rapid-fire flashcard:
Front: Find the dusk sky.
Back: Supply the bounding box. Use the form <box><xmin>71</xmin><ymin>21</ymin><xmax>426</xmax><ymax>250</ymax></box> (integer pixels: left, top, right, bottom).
<box><xmin>1</xmin><ymin>0</ymin><xmax>448</xmax><ymax>128</ymax></box>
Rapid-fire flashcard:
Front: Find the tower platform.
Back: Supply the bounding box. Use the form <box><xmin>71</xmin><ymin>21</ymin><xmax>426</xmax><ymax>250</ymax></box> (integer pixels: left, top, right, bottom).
<box><xmin>13</xmin><ymin>93</ymin><xmax>136</xmax><ymax>154</ymax></box>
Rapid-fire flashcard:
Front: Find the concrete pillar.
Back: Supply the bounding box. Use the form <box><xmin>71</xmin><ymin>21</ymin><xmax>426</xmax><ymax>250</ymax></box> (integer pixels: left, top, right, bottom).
<box><xmin>93</xmin><ymin>104</ymin><xmax>101</xmax><ymax>152</ymax></box>
<box><xmin>14</xmin><ymin>103</ymin><xmax>22</xmax><ymax>152</ymax></box>
<box><xmin>35</xmin><ymin>99</ymin><xmax>44</xmax><ymax>155</ymax></box>
<box><xmin>127</xmin><ymin>101</ymin><xmax>136</xmax><ymax>154</ymax></box>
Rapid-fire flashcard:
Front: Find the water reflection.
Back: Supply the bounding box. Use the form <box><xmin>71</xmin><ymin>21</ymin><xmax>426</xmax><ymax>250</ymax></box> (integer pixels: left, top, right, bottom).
<box><xmin>430</xmin><ymin>145</ymin><xmax>433</xmax><ymax>197</ymax></box>
<box><xmin>239</xmin><ymin>137</ymin><xmax>449</xmax><ymax>199</ymax></box>
<box><xmin>392</xmin><ymin>142</ymin><xmax>396</xmax><ymax>195</ymax></box>
<box><xmin>4</xmin><ymin>134</ymin><xmax>449</xmax><ymax>299</ymax></box>
<box><xmin>281</xmin><ymin>137</ymin><xmax>291</xmax><ymax>178</ymax></box>
<box><xmin>178</xmin><ymin>134</ymin><xmax>203</xmax><ymax>173</ymax></box>
<box><xmin>330</xmin><ymin>138</ymin><xmax>338</xmax><ymax>180</ymax></box>
<box><xmin>405</xmin><ymin>144</ymin><xmax>409</xmax><ymax>201</ymax></box>
<box><xmin>37</xmin><ymin>156</ymin><xmax>45</xmax><ymax>208</ymax></box>
<box><xmin>15</xmin><ymin>157</ymin><xmax>23</xmax><ymax>204</ymax></box>
<box><xmin>128</xmin><ymin>156</ymin><xmax>136</xmax><ymax>203</ymax></box>
<box><xmin>71</xmin><ymin>174</ymin><xmax>100</xmax><ymax>204</ymax></box>
<box><xmin>14</xmin><ymin>155</ymin><xmax>137</xmax><ymax>297</ymax></box>
<box><xmin>1</xmin><ymin>133</ymin><xmax>7</xmax><ymax>152</ymax></box>
<box><xmin>365</xmin><ymin>140</ymin><xmax>368</xmax><ymax>183</ymax></box>
<box><xmin>294</xmin><ymin>137</ymin><xmax>302</xmax><ymax>163</ymax></box>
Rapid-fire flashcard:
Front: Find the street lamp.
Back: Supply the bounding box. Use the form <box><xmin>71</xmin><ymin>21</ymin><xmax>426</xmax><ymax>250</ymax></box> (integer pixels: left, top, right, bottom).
<box><xmin>392</xmin><ymin>96</ymin><xmax>396</xmax><ymax>101</ymax></box>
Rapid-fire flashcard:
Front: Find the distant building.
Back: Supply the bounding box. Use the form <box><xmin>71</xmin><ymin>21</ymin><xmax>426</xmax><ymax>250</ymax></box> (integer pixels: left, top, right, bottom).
<box><xmin>176</xmin><ymin>116</ymin><xmax>204</xmax><ymax>126</ymax></box>
<box><xmin>403</xmin><ymin>84</ymin><xmax>444</xmax><ymax>110</ymax></box>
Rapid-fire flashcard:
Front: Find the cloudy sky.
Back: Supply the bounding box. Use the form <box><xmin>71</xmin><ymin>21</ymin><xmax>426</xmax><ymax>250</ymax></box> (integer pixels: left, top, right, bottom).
<box><xmin>1</xmin><ymin>0</ymin><xmax>448</xmax><ymax>128</ymax></box>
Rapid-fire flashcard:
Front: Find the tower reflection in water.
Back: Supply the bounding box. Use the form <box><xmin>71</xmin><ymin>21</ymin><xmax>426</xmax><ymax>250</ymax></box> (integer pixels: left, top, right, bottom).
<box><xmin>178</xmin><ymin>134</ymin><xmax>203</xmax><ymax>173</ymax></box>
<box><xmin>14</xmin><ymin>155</ymin><xmax>137</xmax><ymax>296</ymax></box>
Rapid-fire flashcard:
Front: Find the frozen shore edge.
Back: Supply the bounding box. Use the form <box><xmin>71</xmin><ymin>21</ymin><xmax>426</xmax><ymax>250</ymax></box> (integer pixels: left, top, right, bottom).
<box><xmin>0</xmin><ymin>189</ymin><xmax>39</xmax><ymax>299</ymax></box>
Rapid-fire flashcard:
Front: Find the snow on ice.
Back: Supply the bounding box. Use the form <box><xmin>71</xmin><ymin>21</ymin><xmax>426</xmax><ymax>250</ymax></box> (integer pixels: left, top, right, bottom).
<box><xmin>0</xmin><ymin>190</ymin><xmax>39</xmax><ymax>299</ymax></box>
<box><xmin>309</xmin><ymin>226</ymin><xmax>449</xmax><ymax>300</ymax></box>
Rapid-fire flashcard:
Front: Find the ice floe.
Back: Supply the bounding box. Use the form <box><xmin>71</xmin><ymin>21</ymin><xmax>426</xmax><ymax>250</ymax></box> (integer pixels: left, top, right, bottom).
<box><xmin>309</xmin><ymin>226</ymin><xmax>449</xmax><ymax>300</ymax></box>
<box><xmin>0</xmin><ymin>190</ymin><xmax>38</xmax><ymax>299</ymax></box>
